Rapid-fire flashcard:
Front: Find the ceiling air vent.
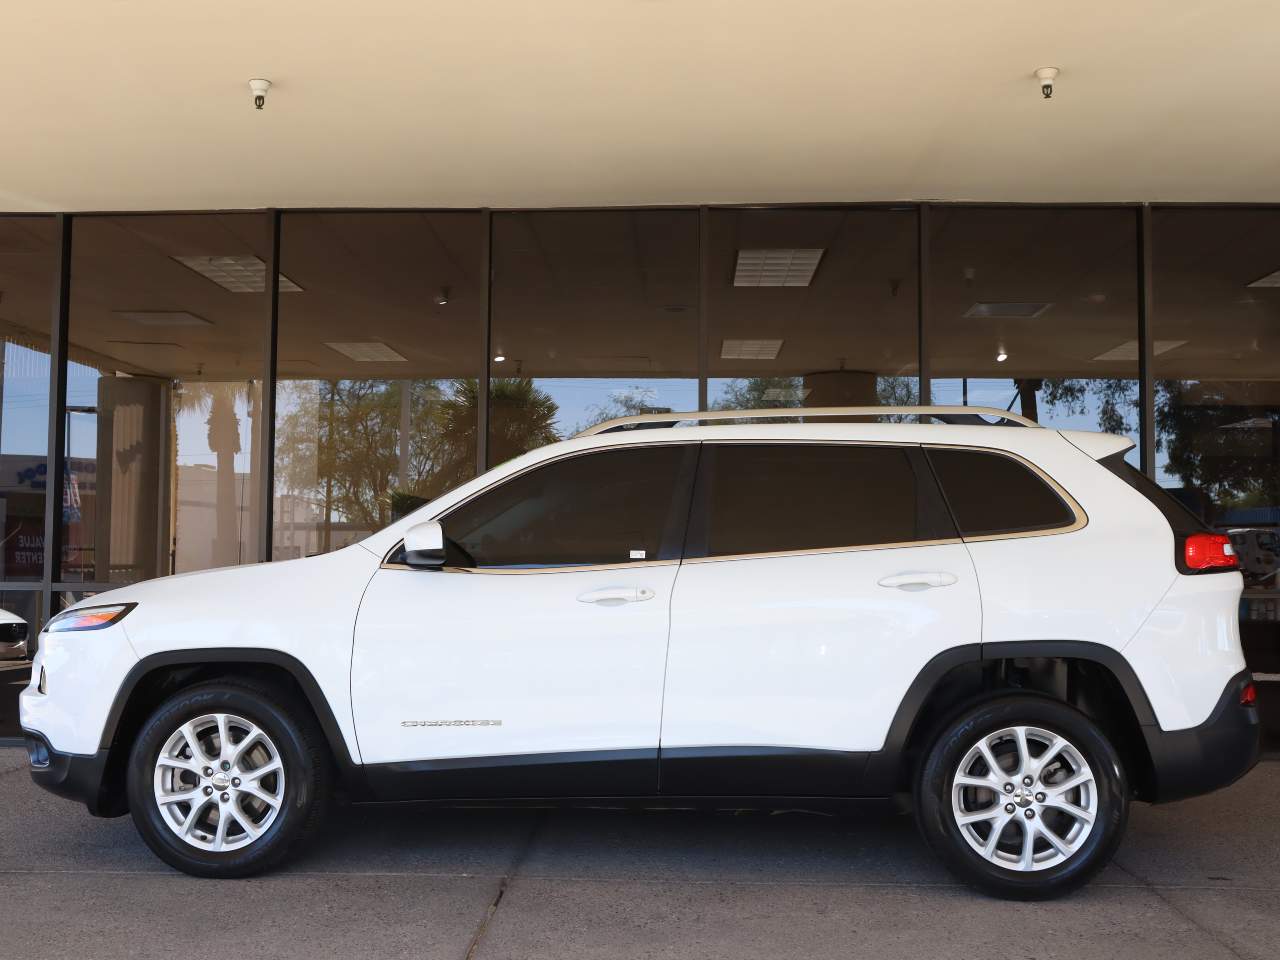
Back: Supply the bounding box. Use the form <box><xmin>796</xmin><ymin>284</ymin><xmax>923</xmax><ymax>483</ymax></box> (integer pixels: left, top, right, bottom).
<box><xmin>733</xmin><ymin>249</ymin><xmax>824</xmax><ymax>287</ymax></box>
<box><xmin>173</xmin><ymin>255</ymin><xmax>303</xmax><ymax>293</ymax></box>
<box><xmin>720</xmin><ymin>338</ymin><xmax>784</xmax><ymax>360</ymax></box>
<box><xmin>324</xmin><ymin>342</ymin><xmax>407</xmax><ymax>362</ymax></box>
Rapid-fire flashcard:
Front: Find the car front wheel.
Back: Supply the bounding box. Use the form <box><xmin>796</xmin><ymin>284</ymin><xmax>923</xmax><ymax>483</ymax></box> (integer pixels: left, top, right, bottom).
<box><xmin>915</xmin><ymin>696</ymin><xmax>1128</xmax><ymax>899</ymax></box>
<box><xmin>125</xmin><ymin>679</ymin><xmax>330</xmax><ymax>877</ymax></box>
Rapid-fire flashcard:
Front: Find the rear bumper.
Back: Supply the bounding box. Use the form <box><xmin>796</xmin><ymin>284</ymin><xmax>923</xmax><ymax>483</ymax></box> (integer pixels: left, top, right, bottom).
<box><xmin>1144</xmin><ymin>669</ymin><xmax>1261</xmax><ymax>803</ymax></box>
<box><xmin>22</xmin><ymin>729</ymin><xmax>121</xmax><ymax>817</ymax></box>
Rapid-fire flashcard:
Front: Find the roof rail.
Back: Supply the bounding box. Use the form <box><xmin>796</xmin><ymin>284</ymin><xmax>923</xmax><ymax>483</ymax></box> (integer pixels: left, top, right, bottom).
<box><xmin>575</xmin><ymin>405</ymin><xmax>1041</xmax><ymax>437</ymax></box>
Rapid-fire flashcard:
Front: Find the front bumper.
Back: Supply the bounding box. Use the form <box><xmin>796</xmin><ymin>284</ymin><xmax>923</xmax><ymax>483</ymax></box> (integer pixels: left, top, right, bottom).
<box><xmin>23</xmin><ymin>730</ymin><xmax>122</xmax><ymax>817</ymax></box>
<box><xmin>1144</xmin><ymin>669</ymin><xmax>1261</xmax><ymax>803</ymax></box>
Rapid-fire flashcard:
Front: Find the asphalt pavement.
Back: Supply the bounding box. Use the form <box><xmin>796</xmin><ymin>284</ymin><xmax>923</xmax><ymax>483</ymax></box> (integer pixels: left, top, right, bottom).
<box><xmin>1</xmin><ymin>747</ymin><xmax>1276</xmax><ymax>959</ymax></box>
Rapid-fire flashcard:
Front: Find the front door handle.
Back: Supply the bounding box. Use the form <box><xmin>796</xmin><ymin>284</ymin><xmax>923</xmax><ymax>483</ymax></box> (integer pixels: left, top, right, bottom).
<box><xmin>577</xmin><ymin>587</ymin><xmax>656</xmax><ymax>606</ymax></box>
<box><xmin>877</xmin><ymin>571</ymin><xmax>958</xmax><ymax>591</ymax></box>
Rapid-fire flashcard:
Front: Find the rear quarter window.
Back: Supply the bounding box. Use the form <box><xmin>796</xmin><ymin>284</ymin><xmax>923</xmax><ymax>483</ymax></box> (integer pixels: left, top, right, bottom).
<box><xmin>926</xmin><ymin>447</ymin><xmax>1077</xmax><ymax>537</ymax></box>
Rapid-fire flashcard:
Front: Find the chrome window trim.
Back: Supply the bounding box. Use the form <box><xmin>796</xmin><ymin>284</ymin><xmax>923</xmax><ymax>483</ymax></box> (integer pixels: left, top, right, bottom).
<box><xmin>379</xmin><ymin>436</ymin><xmax>1088</xmax><ymax>571</ymax></box>
<box><xmin>680</xmin><ymin>537</ymin><xmax>964</xmax><ymax>566</ymax></box>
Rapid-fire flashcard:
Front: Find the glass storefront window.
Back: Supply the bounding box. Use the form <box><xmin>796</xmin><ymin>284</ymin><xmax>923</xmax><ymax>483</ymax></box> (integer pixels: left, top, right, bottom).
<box><xmin>63</xmin><ymin>214</ymin><xmax>269</xmax><ymax>583</ymax></box>
<box><xmin>707</xmin><ymin>208</ymin><xmax>919</xmax><ymax>412</ymax></box>
<box><xmin>927</xmin><ymin>207</ymin><xmax>1140</xmax><ymax>463</ymax></box>
<box><xmin>489</xmin><ymin>211</ymin><xmax>699</xmax><ymax>463</ymax></box>
<box><xmin>272</xmin><ymin>213</ymin><xmax>484</xmax><ymax>559</ymax></box>
<box><xmin>1152</xmin><ymin>208</ymin><xmax>1280</xmax><ymax>672</ymax></box>
<box><xmin>0</xmin><ymin>218</ymin><xmax>57</xmax><ymax>581</ymax></box>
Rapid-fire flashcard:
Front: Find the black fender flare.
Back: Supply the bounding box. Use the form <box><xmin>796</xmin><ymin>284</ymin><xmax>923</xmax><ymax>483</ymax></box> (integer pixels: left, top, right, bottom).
<box><xmin>862</xmin><ymin>640</ymin><xmax>1159</xmax><ymax>794</ymax></box>
<box><xmin>100</xmin><ymin>648</ymin><xmax>359</xmax><ymax>772</ymax></box>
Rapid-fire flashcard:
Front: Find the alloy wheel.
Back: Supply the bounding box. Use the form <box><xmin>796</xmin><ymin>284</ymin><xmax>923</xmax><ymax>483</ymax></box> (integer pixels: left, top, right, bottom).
<box><xmin>950</xmin><ymin>724</ymin><xmax>1097</xmax><ymax>872</ymax></box>
<box><xmin>152</xmin><ymin>712</ymin><xmax>286</xmax><ymax>852</ymax></box>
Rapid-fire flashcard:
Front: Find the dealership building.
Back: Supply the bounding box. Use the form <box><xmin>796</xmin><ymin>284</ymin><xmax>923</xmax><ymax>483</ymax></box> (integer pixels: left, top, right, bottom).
<box><xmin>0</xmin><ymin>4</ymin><xmax>1277</xmax><ymax>737</ymax></box>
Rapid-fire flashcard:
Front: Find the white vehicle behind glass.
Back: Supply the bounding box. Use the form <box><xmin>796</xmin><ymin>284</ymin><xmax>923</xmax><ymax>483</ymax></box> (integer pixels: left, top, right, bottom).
<box><xmin>21</xmin><ymin>406</ymin><xmax>1261</xmax><ymax>899</ymax></box>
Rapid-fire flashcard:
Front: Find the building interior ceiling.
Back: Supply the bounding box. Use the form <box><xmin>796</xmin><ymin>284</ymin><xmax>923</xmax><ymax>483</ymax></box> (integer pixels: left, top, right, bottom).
<box><xmin>0</xmin><ymin>207</ymin><xmax>1277</xmax><ymax>387</ymax></box>
<box><xmin>4</xmin><ymin>2</ymin><xmax>1280</xmax><ymax>213</ymax></box>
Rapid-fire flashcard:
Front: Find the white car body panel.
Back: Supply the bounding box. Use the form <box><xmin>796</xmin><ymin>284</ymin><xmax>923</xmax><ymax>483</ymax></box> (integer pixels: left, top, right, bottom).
<box><xmin>22</xmin><ymin>545</ymin><xmax>378</xmax><ymax>760</ymax></box>
<box><xmin>19</xmin><ymin>623</ymin><xmax>139</xmax><ymax>755</ymax></box>
<box><xmin>351</xmin><ymin>563</ymin><xmax>679</xmax><ymax>764</ymax></box>
<box><xmin>661</xmin><ymin>541</ymin><xmax>981</xmax><ymax>753</ymax></box>
<box><xmin>959</xmin><ymin>432</ymin><xmax>1177</xmax><ymax>649</ymax></box>
<box><xmin>1121</xmin><ymin>571</ymin><xmax>1247</xmax><ymax>729</ymax></box>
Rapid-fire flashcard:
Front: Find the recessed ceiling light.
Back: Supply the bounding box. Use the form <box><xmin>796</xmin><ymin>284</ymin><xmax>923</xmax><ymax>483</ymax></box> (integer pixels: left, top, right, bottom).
<box><xmin>1091</xmin><ymin>340</ymin><xmax>1187</xmax><ymax>362</ymax></box>
<box><xmin>964</xmin><ymin>302</ymin><xmax>1053</xmax><ymax>319</ymax></box>
<box><xmin>721</xmin><ymin>338</ymin><xmax>784</xmax><ymax>360</ymax></box>
<box><xmin>1247</xmin><ymin>269</ymin><xmax>1280</xmax><ymax>288</ymax></box>
<box><xmin>114</xmin><ymin>311</ymin><xmax>211</xmax><ymax>326</ymax></box>
<box><xmin>493</xmin><ymin>355</ymin><xmax>506</xmax><ymax>363</ymax></box>
<box><xmin>995</xmin><ymin>351</ymin><xmax>1009</xmax><ymax>362</ymax></box>
<box><xmin>173</xmin><ymin>255</ymin><xmax>303</xmax><ymax>293</ymax></box>
<box><xmin>733</xmin><ymin>249</ymin><xmax>824</xmax><ymax>287</ymax></box>
<box><xmin>324</xmin><ymin>341</ymin><xmax>407</xmax><ymax>362</ymax></box>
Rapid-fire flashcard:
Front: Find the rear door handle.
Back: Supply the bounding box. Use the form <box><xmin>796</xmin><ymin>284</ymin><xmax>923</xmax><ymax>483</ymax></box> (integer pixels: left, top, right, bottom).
<box><xmin>877</xmin><ymin>571</ymin><xmax>958</xmax><ymax>591</ymax></box>
<box><xmin>577</xmin><ymin>587</ymin><xmax>656</xmax><ymax>606</ymax></box>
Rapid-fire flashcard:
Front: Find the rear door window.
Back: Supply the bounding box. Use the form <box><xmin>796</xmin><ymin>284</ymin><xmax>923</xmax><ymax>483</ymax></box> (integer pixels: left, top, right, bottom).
<box><xmin>690</xmin><ymin>443</ymin><xmax>955</xmax><ymax>558</ymax></box>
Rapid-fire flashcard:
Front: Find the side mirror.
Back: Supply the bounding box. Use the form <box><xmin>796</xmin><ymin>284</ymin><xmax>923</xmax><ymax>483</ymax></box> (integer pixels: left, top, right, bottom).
<box><xmin>403</xmin><ymin>521</ymin><xmax>446</xmax><ymax>569</ymax></box>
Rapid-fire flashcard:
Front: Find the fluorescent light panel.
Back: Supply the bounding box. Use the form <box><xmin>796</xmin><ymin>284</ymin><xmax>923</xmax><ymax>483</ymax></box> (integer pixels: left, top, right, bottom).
<box><xmin>721</xmin><ymin>338</ymin><xmax>784</xmax><ymax>360</ymax></box>
<box><xmin>1091</xmin><ymin>339</ymin><xmax>1187</xmax><ymax>362</ymax></box>
<box><xmin>173</xmin><ymin>255</ymin><xmax>303</xmax><ymax>293</ymax></box>
<box><xmin>324</xmin><ymin>341</ymin><xmax>408</xmax><ymax>362</ymax></box>
<box><xmin>963</xmin><ymin>301</ymin><xmax>1053</xmax><ymax>319</ymax></box>
<box><xmin>733</xmin><ymin>249</ymin><xmax>824</xmax><ymax>287</ymax></box>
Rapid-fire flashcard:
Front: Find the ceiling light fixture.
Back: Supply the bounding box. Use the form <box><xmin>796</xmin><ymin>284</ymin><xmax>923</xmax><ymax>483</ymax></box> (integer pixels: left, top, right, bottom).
<box><xmin>733</xmin><ymin>249</ymin><xmax>824</xmax><ymax>287</ymax></box>
<box><xmin>964</xmin><ymin>301</ymin><xmax>1053</xmax><ymax>319</ymax></box>
<box><xmin>492</xmin><ymin>355</ymin><xmax>506</xmax><ymax>363</ymax></box>
<box><xmin>324</xmin><ymin>341</ymin><xmax>407</xmax><ymax>362</ymax></box>
<box><xmin>721</xmin><ymin>338</ymin><xmax>784</xmax><ymax>360</ymax></box>
<box><xmin>435</xmin><ymin>287</ymin><xmax>451</xmax><ymax>305</ymax></box>
<box><xmin>173</xmin><ymin>255</ymin><xmax>302</xmax><ymax>294</ymax></box>
<box><xmin>995</xmin><ymin>351</ymin><xmax>1009</xmax><ymax>363</ymax></box>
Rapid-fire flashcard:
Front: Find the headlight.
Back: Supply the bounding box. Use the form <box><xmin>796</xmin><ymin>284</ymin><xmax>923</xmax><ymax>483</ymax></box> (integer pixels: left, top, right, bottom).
<box><xmin>44</xmin><ymin>603</ymin><xmax>136</xmax><ymax>633</ymax></box>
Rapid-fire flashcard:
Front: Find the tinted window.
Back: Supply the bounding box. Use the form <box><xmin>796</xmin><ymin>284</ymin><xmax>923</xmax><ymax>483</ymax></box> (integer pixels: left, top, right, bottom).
<box><xmin>698</xmin><ymin>444</ymin><xmax>954</xmax><ymax>557</ymax></box>
<box><xmin>440</xmin><ymin>445</ymin><xmax>694</xmax><ymax>568</ymax></box>
<box><xmin>927</xmin><ymin>448</ymin><xmax>1075</xmax><ymax>537</ymax></box>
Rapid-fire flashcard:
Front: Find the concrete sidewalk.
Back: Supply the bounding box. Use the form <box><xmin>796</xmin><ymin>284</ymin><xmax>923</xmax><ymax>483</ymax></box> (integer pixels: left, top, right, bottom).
<box><xmin>1</xmin><ymin>748</ymin><xmax>1276</xmax><ymax>959</ymax></box>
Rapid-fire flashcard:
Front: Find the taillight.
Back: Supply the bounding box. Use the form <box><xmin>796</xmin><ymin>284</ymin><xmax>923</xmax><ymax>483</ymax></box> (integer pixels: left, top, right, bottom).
<box><xmin>1184</xmin><ymin>533</ymin><xmax>1238</xmax><ymax>571</ymax></box>
<box><xmin>1240</xmin><ymin>682</ymin><xmax>1257</xmax><ymax>707</ymax></box>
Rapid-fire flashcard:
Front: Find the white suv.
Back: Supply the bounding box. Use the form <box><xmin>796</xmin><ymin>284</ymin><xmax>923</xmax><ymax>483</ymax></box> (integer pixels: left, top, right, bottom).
<box><xmin>20</xmin><ymin>406</ymin><xmax>1261</xmax><ymax>899</ymax></box>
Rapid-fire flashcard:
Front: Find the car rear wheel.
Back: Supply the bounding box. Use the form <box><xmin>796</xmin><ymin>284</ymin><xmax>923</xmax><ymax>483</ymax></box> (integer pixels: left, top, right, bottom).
<box><xmin>126</xmin><ymin>680</ymin><xmax>330</xmax><ymax>877</ymax></box>
<box><xmin>915</xmin><ymin>696</ymin><xmax>1127</xmax><ymax>899</ymax></box>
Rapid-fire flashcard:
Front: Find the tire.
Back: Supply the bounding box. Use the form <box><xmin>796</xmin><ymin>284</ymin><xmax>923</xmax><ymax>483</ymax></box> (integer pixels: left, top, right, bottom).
<box><xmin>915</xmin><ymin>695</ymin><xmax>1127</xmax><ymax>900</ymax></box>
<box><xmin>126</xmin><ymin>679</ymin><xmax>331</xmax><ymax>878</ymax></box>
